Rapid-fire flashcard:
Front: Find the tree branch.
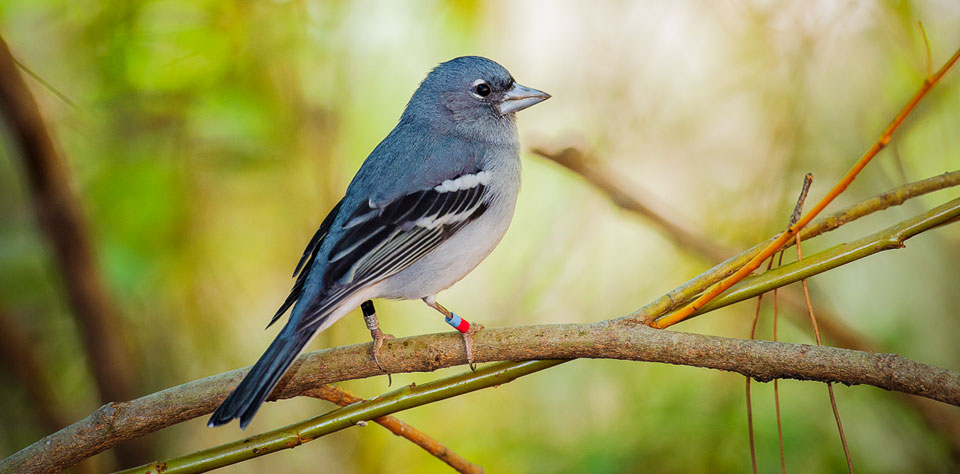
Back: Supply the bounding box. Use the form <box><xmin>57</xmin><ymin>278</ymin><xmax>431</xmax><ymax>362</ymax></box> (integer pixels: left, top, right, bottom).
<box><xmin>0</xmin><ymin>305</ymin><xmax>72</xmax><ymax>435</ymax></box>
<box><xmin>627</xmin><ymin>169</ymin><xmax>960</xmax><ymax>323</ymax></box>
<box><xmin>529</xmin><ymin>145</ymin><xmax>731</xmax><ymax>262</ymax></box>
<box><xmin>4</xmin><ymin>319</ymin><xmax>960</xmax><ymax>473</ymax></box>
<box><xmin>684</xmin><ymin>196</ymin><xmax>960</xmax><ymax>317</ymax></box>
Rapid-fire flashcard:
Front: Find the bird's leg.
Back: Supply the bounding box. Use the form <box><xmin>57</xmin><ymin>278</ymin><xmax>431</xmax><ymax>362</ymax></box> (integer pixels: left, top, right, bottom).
<box><xmin>361</xmin><ymin>300</ymin><xmax>394</xmax><ymax>385</ymax></box>
<box><xmin>422</xmin><ymin>296</ymin><xmax>477</xmax><ymax>371</ymax></box>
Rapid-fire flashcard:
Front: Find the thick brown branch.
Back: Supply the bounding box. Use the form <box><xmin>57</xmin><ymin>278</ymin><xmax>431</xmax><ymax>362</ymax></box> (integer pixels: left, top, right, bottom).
<box><xmin>5</xmin><ymin>322</ymin><xmax>959</xmax><ymax>474</ymax></box>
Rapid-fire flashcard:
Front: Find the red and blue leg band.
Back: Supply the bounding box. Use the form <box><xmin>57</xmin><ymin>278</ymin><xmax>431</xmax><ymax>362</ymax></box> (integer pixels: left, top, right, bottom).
<box><xmin>445</xmin><ymin>313</ymin><xmax>470</xmax><ymax>333</ymax></box>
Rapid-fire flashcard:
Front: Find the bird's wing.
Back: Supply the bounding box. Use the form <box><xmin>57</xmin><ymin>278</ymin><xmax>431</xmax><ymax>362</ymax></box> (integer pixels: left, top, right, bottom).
<box><xmin>267</xmin><ymin>198</ymin><xmax>344</xmax><ymax>329</ymax></box>
<box><xmin>293</xmin><ymin>168</ymin><xmax>492</xmax><ymax>334</ymax></box>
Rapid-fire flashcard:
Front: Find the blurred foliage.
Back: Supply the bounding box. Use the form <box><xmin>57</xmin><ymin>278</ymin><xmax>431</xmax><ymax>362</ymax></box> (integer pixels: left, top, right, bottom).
<box><xmin>2</xmin><ymin>1</ymin><xmax>960</xmax><ymax>472</ymax></box>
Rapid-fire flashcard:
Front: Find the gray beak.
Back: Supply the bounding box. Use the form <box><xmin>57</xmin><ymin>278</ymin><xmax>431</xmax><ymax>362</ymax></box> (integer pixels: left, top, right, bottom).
<box><xmin>498</xmin><ymin>82</ymin><xmax>550</xmax><ymax>115</ymax></box>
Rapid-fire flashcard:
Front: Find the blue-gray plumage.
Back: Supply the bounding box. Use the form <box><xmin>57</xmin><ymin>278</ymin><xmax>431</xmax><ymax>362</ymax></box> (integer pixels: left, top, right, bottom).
<box><xmin>208</xmin><ymin>56</ymin><xmax>549</xmax><ymax>429</ymax></box>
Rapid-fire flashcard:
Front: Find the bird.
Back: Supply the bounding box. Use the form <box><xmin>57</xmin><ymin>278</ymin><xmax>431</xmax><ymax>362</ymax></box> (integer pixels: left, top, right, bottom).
<box><xmin>208</xmin><ymin>56</ymin><xmax>550</xmax><ymax>429</ymax></box>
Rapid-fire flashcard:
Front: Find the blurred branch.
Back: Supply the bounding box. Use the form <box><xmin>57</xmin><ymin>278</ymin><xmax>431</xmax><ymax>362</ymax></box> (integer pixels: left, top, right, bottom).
<box><xmin>0</xmin><ymin>305</ymin><xmax>99</xmax><ymax>474</ymax></box>
<box><xmin>529</xmin><ymin>146</ymin><xmax>730</xmax><ymax>262</ymax></box>
<box><xmin>0</xmin><ymin>305</ymin><xmax>73</xmax><ymax>435</ymax></box>
<box><xmin>0</xmin><ymin>35</ymin><xmax>147</xmax><ymax>466</ymax></box>
<box><xmin>303</xmin><ymin>385</ymin><xmax>483</xmax><ymax>474</ymax></box>
<box><xmin>14</xmin><ymin>321</ymin><xmax>960</xmax><ymax>474</ymax></box>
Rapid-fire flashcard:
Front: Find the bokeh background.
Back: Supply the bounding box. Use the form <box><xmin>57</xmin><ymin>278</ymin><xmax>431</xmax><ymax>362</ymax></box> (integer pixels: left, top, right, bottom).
<box><xmin>2</xmin><ymin>1</ymin><xmax>960</xmax><ymax>472</ymax></box>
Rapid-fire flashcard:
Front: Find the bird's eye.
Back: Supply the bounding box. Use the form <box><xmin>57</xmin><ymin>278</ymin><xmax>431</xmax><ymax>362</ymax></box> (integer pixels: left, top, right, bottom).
<box><xmin>474</xmin><ymin>82</ymin><xmax>491</xmax><ymax>97</ymax></box>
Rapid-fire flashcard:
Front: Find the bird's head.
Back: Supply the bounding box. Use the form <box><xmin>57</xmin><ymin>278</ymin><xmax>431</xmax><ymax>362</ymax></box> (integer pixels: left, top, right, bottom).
<box><xmin>402</xmin><ymin>56</ymin><xmax>550</xmax><ymax>141</ymax></box>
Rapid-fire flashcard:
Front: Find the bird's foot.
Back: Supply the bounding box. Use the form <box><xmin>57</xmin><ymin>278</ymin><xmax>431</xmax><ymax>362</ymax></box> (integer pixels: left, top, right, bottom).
<box><xmin>424</xmin><ymin>298</ymin><xmax>481</xmax><ymax>371</ymax></box>
<box><xmin>371</xmin><ymin>328</ymin><xmax>395</xmax><ymax>371</ymax></box>
<box><xmin>440</xmin><ymin>311</ymin><xmax>478</xmax><ymax>370</ymax></box>
<box><xmin>460</xmin><ymin>321</ymin><xmax>483</xmax><ymax>371</ymax></box>
<box><xmin>370</xmin><ymin>328</ymin><xmax>395</xmax><ymax>385</ymax></box>
<box><xmin>361</xmin><ymin>300</ymin><xmax>394</xmax><ymax>385</ymax></box>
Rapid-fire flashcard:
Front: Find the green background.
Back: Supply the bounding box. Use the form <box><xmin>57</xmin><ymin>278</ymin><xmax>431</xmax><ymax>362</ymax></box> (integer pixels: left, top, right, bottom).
<box><xmin>2</xmin><ymin>1</ymin><xmax>960</xmax><ymax>472</ymax></box>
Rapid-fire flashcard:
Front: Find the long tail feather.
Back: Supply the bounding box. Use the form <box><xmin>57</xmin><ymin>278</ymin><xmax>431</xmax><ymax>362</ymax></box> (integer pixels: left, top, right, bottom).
<box><xmin>207</xmin><ymin>328</ymin><xmax>313</xmax><ymax>429</ymax></box>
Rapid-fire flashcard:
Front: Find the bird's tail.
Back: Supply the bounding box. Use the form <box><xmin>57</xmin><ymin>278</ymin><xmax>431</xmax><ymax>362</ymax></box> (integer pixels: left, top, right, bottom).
<box><xmin>207</xmin><ymin>328</ymin><xmax>312</xmax><ymax>429</ymax></box>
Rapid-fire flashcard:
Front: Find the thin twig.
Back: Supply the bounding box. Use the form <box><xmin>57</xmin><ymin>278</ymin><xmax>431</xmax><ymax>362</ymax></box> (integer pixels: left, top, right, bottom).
<box><xmin>652</xmin><ymin>45</ymin><xmax>960</xmax><ymax>328</ymax></box>
<box><xmin>796</xmin><ymin>235</ymin><xmax>854</xmax><ymax>473</ymax></box>
<box><xmin>303</xmin><ymin>385</ymin><xmax>483</xmax><ymax>474</ymax></box>
<box><xmin>773</xmin><ymin>253</ymin><xmax>787</xmax><ymax>474</ymax></box>
<box><xmin>116</xmin><ymin>362</ymin><xmax>547</xmax><ymax>474</ymax></box>
<box><xmin>745</xmin><ymin>256</ymin><xmax>774</xmax><ymax>474</ymax></box>
<box><xmin>745</xmin><ymin>372</ymin><xmax>758</xmax><ymax>474</ymax></box>
<box><xmin>768</xmin><ymin>173</ymin><xmax>811</xmax><ymax>474</ymax></box>
<box><xmin>919</xmin><ymin>22</ymin><xmax>933</xmax><ymax>78</ymax></box>
<box><xmin>747</xmin><ymin>174</ymin><xmax>810</xmax><ymax>473</ymax></box>
<box><xmin>11</xmin><ymin>56</ymin><xmax>78</xmax><ymax>109</ymax></box>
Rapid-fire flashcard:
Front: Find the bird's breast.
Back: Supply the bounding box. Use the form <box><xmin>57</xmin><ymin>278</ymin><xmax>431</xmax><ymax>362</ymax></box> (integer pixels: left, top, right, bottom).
<box><xmin>375</xmin><ymin>152</ymin><xmax>521</xmax><ymax>300</ymax></box>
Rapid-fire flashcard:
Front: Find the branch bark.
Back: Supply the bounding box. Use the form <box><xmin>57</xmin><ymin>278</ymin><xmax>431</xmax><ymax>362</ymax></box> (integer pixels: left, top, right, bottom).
<box><xmin>5</xmin><ymin>322</ymin><xmax>958</xmax><ymax>474</ymax></box>
<box><xmin>0</xmin><ymin>35</ymin><xmax>147</xmax><ymax>466</ymax></box>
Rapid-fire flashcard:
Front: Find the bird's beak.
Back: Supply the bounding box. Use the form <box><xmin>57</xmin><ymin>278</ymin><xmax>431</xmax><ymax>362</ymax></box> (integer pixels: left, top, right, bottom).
<box><xmin>498</xmin><ymin>82</ymin><xmax>550</xmax><ymax>115</ymax></box>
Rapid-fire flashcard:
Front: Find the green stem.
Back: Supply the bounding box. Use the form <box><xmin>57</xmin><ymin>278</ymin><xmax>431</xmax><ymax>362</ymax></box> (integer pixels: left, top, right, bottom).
<box><xmin>116</xmin><ymin>361</ymin><xmax>563</xmax><ymax>474</ymax></box>
<box><xmin>690</xmin><ymin>196</ymin><xmax>960</xmax><ymax>317</ymax></box>
<box><xmin>632</xmin><ymin>170</ymin><xmax>960</xmax><ymax>323</ymax></box>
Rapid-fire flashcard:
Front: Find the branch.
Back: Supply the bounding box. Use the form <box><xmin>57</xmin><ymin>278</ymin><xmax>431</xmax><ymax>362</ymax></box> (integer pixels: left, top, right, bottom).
<box><xmin>529</xmin><ymin>145</ymin><xmax>731</xmax><ymax>262</ymax></box>
<box><xmin>128</xmin><ymin>324</ymin><xmax>960</xmax><ymax>473</ymax></box>
<box><xmin>303</xmin><ymin>385</ymin><xmax>483</xmax><ymax>474</ymax></box>
<box><xmin>6</xmin><ymin>317</ymin><xmax>960</xmax><ymax>473</ymax></box>
<box><xmin>533</xmin><ymin>142</ymin><xmax>960</xmax><ymax>333</ymax></box>
<box><xmin>0</xmin><ymin>305</ymin><xmax>72</xmax><ymax>434</ymax></box>
<box><xmin>628</xmin><ymin>169</ymin><xmax>960</xmax><ymax>323</ymax></box>
<box><xmin>686</xmin><ymin>196</ymin><xmax>960</xmax><ymax>316</ymax></box>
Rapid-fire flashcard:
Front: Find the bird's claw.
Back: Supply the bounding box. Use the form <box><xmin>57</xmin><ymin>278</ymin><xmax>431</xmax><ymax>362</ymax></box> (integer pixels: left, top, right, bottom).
<box><xmin>462</xmin><ymin>324</ymin><xmax>483</xmax><ymax>371</ymax></box>
<box><xmin>370</xmin><ymin>329</ymin><xmax>395</xmax><ymax>385</ymax></box>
